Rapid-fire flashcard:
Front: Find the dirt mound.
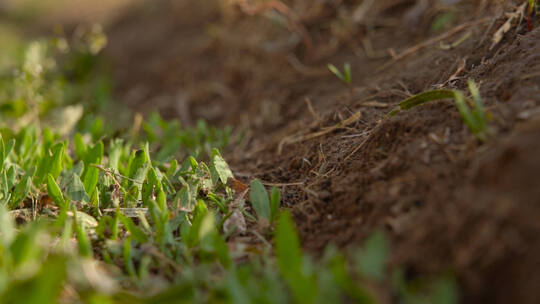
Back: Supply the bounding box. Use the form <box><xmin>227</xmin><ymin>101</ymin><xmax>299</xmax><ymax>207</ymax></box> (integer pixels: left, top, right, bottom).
<box><xmin>104</xmin><ymin>0</ymin><xmax>540</xmax><ymax>302</ymax></box>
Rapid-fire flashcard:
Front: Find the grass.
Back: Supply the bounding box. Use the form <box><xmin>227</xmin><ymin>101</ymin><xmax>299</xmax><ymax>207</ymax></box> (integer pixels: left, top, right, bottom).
<box><xmin>390</xmin><ymin>80</ymin><xmax>489</xmax><ymax>142</ymax></box>
<box><xmin>529</xmin><ymin>0</ymin><xmax>537</xmax><ymax>14</ymax></box>
<box><xmin>0</xmin><ymin>29</ymin><xmax>460</xmax><ymax>303</ymax></box>
<box><xmin>328</xmin><ymin>63</ymin><xmax>352</xmax><ymax>86</ymax></box>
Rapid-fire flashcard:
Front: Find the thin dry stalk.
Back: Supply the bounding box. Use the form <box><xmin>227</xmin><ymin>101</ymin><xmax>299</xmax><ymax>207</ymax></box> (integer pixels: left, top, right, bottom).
<box><xmin>447</xmin><ymin>57</ymin><xmax>467</xmax><ymax>82</ymax></box>
<box><xmin>278</xmin><ymin>111</ymin><xmax>362</xmax><ymax>154</ymax></box>
<box><xmin>377</xmin><ymin>18</ymin><xmax>490</xmax><ymax>71</ymax></box>
<box><xmin>260</xmin><ymin>181</ymin><xmax>304</xmax><ymax>187</ymax></box>
<box><xmin>360</xmin><ymin>101</ymin><xmax>390</xmax><ymax>108</ymax></box>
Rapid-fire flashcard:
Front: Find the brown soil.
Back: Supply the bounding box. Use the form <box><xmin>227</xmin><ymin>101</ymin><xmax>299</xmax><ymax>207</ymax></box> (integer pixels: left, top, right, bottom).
<box><xmin>103</xmin><ymin>0</ymin><xmax>540</xmax><ymax>303</ymax></box>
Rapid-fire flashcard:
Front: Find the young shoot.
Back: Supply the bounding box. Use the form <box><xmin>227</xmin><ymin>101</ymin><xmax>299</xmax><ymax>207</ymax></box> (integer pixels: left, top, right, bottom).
<box><xmin>328</xmin><ymin>63</ymin><xmax>352</xmax><ymax>86</ymax></box>
<box><xmin>454</xmin><ymin>80</ymin><xmax>488</xmax><ymax>142</ymax></box>
<box><xmin>390</xmin><ymin>80</ymin><xmax>490</xmax><ymax>142</ymax></box>
<box><xmin>529</xmin><ymin>0</ymin><xmax>537</xmax><ymax>14</ymax></box>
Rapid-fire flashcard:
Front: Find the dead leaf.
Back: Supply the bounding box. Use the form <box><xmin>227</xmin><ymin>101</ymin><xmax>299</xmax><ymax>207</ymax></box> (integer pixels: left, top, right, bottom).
<box><xmin>227</xmin><ymin>178</ymin><xmax>249</xmax><ymax>193</ymax></box>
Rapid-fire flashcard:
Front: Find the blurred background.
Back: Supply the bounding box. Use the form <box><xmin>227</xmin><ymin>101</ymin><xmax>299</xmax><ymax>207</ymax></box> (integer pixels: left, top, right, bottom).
<box><xmin>0</xmin><ymin>0</ymin><xmax>491</xmax><ymax>128</ymax></box>
<box><xmin>0</xmin><ymin>0</ymin><xmax>138</xmax><ymax>25</ymax></box>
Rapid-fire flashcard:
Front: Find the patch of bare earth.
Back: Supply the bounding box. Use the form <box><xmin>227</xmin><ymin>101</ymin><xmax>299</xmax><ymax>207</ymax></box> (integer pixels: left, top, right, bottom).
<box><xmin>103</xmin><ymin>0</ymin><xmax>540</xmax><ymax>302</ymax></box>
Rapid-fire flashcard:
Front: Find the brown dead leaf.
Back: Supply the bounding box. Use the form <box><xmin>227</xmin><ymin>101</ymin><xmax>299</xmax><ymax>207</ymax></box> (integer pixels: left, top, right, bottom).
<box><xmin>227</xmin><ymin>178</ymin><xmax>249</xmax><ymax>193</ymax></box>
<box><xmin>38</xmin><ymin>194</ymin><xmax>53</xmax><ymax>209</ymax></box>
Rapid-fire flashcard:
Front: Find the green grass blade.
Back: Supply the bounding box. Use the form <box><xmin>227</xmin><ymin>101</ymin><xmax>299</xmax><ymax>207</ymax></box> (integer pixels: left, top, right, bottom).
<box><xmin>2</xmin><ymin>255</ymin><xmax>67</xmax><ymax>304</ymax></box>
<box><xmin>10</xmin><ymin>173</ymin><xmax>32</xmax><ymax>208</ymax></box>
<box><xmin>35</xmin><ymin>142</ymin><xmax>64</xmax><ymax>185</ymax></box>
<box><xmin>66</xmin><ymin>173</ymin><xmax>90</xmax><ymax>202</ymax></box>
<box><xmin>0</xmin><ymin>137</ymin><xmax>15</xmax><ymax>171</ymax></box>
<box><xmin>454</xmin><ymin>90</ymin><xmax>479</xmax><ymax>134</ymax></box>
<box><xmin>47</xmin><ymin>174</ymin><xmax>66</xmax><ymax>209</ymax></box>
<box><xmin>529</xmin><ymin>0</ymin><xmax>536</xmax><ymax>14</ymax></box>
<box><xmin>0</xmin><ymin>205</ymin><xmax>15</xmax><ymax>246</ymax></box>
<box><xmin>74</xmin><ymin>132</ymin><xmax>87</xmax><ymax>160</ymax></box>
<box><xmin>119</xmin><ymin>213</ymin><xmax>148</xmax><ymax>243</ymax></box>
<box><xmin>211</xmin><ymin>148</ymin><xmax>233</xmax><ymax>184</ymax></box>
<box><xmin>83</xmin><ymin>141</ymin><xmax>104</xmax><ymax>176</ymax></box>
<box><xmin>343</xmin><ymin>63</ymin><xmax>352</xmax><ymax>84</ymax></box>
<box><xmin>128</xmin><ymin>149</ymin><xmax>148</xmax><ymax>182</ymax></box>
<box><xmin>275</xmin><ymin>211</ymin><xmax>316</xmax><ymax>304</ymax></box>
<box><xmin>270</xmin><ymin>186</ymin><xmax>281</xmax><ymax>224</ymax></box>
<box><xmin>249</xmin><ymin>179</ymin><xmax>271</xmax><ymax>222</ymax></box>
<box><xmin>397</xmin><ymin>90</ymin><xmax>455</xmax><ymax>111</ymax></box>
<box><xmin>83</xmin><ymin>166</ymin><xmax>100</xmax><ymax>196</ymax></box>
<box><xmin>467</xmin><ymin>80</ymin><xmax>487</xmax><ymax>132</ymax></box>
<box><xmin>49</xmin><ymin>143</ymin><xmax>65</xmax><ymax>180</ymax></box>
<box><xmin>156</xmin><ymin>188</ymin><xmax>167</xmax><ymax>212</ymax></box>
<box><xmin>123</xmin><ymin>237</ymin><xmax>136</xmax><ymax>277</ymax></box>
<box><xmin>328</xmin><ymin>64</ymin><xmax>344</xmax><ymax>82</ymax></box>
<box><xmin>356</xmin><ymin>230</ymin><xmax>389</xmax><ymax>282</ymax></box>
<box><xmin>0</xmin><ymin>135</ymin><xmax>4</xmax><ymax>171</ymax></box>
<box><xmin>326</xmin><ymin>250</ymin><xmax>374</xmax><ymax>303</ymax></box>
<box><xmin>108</xmin><ymin>139</ymin><xmax>123</xmax><ymax>171</ymax></box>
<box><xmin>73</xmin><ymin>206</ymin><xmax>93</xmax><ymax>258</ymax></box>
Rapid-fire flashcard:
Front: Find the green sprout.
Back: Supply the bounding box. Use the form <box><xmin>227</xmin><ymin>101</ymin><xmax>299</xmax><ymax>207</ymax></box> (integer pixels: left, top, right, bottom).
<box><xmin>431</xmin><ymin>12</ymin><xmax>455</xmax><ymax>32</ymax></box>
<box><xmin>390</xmin><ymin>80</ymin><xmax>489</xmax><ymax>142</ymax></box>
<box><xmin>455</xmin><ymin>80</ymin><xmax>488</xmax><ymax>142</ymax></box>
<box><xmin>328</xmin><ymin>63</ymin><xmax>352</xmax><ymax>86</ymax></box>
<box><xmin>529</xmin><ymin>0</ymin><xmax>537</xmax><ymax>14</ymax></box>
<box><xmin>249</xmin><ymin>179</ymin><xmax>280</xmax><ymax>225</ymax></box>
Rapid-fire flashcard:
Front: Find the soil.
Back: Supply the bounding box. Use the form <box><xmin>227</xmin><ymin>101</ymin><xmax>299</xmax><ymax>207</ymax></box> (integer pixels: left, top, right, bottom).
<box><xmin>102</xmin><ymin>0</ymin><xmax>540</xmax><ymax>303</ymax></box>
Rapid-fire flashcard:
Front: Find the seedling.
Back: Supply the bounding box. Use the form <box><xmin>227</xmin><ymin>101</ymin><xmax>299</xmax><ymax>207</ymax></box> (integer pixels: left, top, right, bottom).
<box><xmin>390</xmin><ymin>80</ymin><xmax>489</xmax><ymax>142</ymax></box>
<box><xmin>249</xmin><ymin>179</ymin><xmax>280</xmax><ymax>225</ymax></box>
<box><xmin>431</xmin><ymin>12</ymin><xmax>455</xmax><ymax>32</ymax></box>
<box><xmin>529</xmin><ymin>0</ymin><xmax>537</xmax><ymax>14</ymax></box>
<box><xmin>328</xmin><ymin>63</ymin><xmax>352</xmax><ymax>86</ymax></box>
<box><xmin>527</xmin><ymin>0</ymin><xmax>537</xmax><ymax>30</ymax></box>
<box><xmin>455</xmin><ymin>80</ymin><xmax>488</xmax><ymax>142</ymax></box>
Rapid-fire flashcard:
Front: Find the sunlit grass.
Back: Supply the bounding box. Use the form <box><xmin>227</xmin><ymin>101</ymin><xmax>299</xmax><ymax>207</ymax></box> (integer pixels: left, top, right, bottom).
<box><xmin>390</xmin><ymin>80</ymin><xmax>490</xmax><ymax>142</ymax></box>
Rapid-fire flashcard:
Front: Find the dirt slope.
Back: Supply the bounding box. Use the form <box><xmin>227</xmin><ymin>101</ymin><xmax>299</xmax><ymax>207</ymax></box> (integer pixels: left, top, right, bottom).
<box><xmin>104</xmin><ymin>0</ymin><xmax>540</xmax><ymax>302</ymax></box>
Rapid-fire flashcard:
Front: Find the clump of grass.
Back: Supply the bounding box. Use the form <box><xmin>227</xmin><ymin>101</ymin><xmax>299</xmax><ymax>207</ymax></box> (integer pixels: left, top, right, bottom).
<box><xmin>328</xmin><ymin>63</ymin><xmax>352</xmax><ymax>86</ymax></box>
<box><xmin>390</xmin><ymin>80</ymin><xmax>490</xmax><ymax>142</ymax></box>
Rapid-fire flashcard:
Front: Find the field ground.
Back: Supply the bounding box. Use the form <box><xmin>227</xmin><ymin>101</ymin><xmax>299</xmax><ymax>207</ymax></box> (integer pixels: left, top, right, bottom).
<box><xmin>104</xmin><ymin>1</ymin><xmax>540</xmax><ymax>302</ymax></box>
<box><xmin>3</xmin><ymin>0</ymin><xmax>540</xmax><ymax>302</ymax></box>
